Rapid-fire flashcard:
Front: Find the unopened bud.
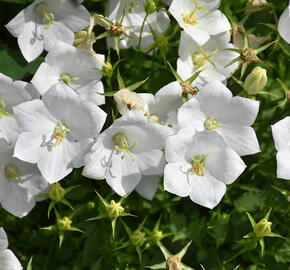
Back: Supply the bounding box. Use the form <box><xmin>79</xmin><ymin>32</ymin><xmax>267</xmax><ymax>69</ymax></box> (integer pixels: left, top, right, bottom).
<box><xmin>87</xmin><ymin>201</ymin><xmax>95</xmax><ymax>209</ymax></box>
<box><xmin>254</xmin><ymin>218</ymin><xmax>272</xmax><ymax>237</ymax></box>
<box><xmin>57</xmin><ymin>217</ymin><xmax>72</xmax><ymax>230</ymax></box>
<box><xmin>49</xmin><ymin>183</ymin><xmax>65</xmax><ymax>202</ymax></box>
<box><xmin>130</xmin><ymin>230</ymin><xmax>146</xmax><ymax>246</ymax></box>
<box><xmin>244</xmin><ymin>67</ymin><xmax>267</xmax><ymax>95</ymax></box>
<box><xmin>145</xmin><ymin>1</ymin><xmax>156</xmax><ymax>14</ymax></box>
<box><xmin>152</xmin><ymin>229</ymin><xmax>164</xmax><ymax>241</ymax></box>
<box><xmin>252</xmin><ymin>0</ymin><xmax>267</xmax><ymax>7</ymax></box>
<box><xmin>114</xmin><ymin>89</ymin><xmax>149</xmax><ymax>116</ymax></box>
<box><xmin>156</xmin><ymin>35</ymin><xmax>168</xmax><ymax>48</ymax></box>
<box><xmin>105</xmin><ymin>200</ymin><xmax>124</xmax><ymax>218</ymax></box>
<box><xmin>111</xmin><ymin>24</ymin><xmax>126</xmax><ymax>36</ymax></box>
<box><xmin>166</xmin><ymin>256</ymin><xmax>182</xmax><ymax>270</ymax></box>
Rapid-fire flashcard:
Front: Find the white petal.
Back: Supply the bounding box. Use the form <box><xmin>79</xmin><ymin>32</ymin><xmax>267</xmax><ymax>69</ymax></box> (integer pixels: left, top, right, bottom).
<box><xmin>218</xmin><ymin>125</ymin><xmax>260</xmax><ymax>156</ymax></box>
<box><xmin>135</xmin><ymin>150</ymin><xmax>166</xmax><ymax>175</ymax></box>
<box><xmin>0</xmin><ymin>249</ymin><xmax>22</xmax><ymax>269</ymax></box>
<box><xmin>135</xmin><ymin>175</ymin><xmax>160</xmax><ymax>200</ymax></box>
<box><xmin>271</xmin><ymin>117</ymin><xmax>290</xmax><ymax>151</ymax></box>
<box><xmin>278</xmin><ymin>3</ymin><xmax>290</xmax><ymax>44</ymax></box>
<box><xmin>276</xmin><ymin>149</ymin><xmax>290</xmax><ymax>180</ymax></box>
<box><xmin>184</xmin><ymin>27</ymin><xmax>210</xmax><ymax>46</ymax></box>
<box><xmin>0</xmin><ymin>228</ymin><xmax>8</xmax><ymax>250</ymax></box>
<box><xmin>164</xmin><ymin>163</ymin><xmax>191</xmax><ymax>197</ymax></box>
<box><xmin>5</xmin><ymin>10</ymin><xmax>25</xmax><ymax>38</ymax></box>
<box><xmin>75</xmin><ymin>81</ymin><xmax>105</xmax><ymax>106</ymax></box>
<box><xmin>18</xmin><ymin>22</ymin><xmax>44</xmax><ymax>62</ymax></box>
<box><xmin>189</xmin><ymin>173</ymin><xmax>226</xmax><ymax>209</ymax></box>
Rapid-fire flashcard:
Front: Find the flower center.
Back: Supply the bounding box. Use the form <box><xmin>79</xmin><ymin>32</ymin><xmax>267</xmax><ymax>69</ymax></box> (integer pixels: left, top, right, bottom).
<box><xmin>204</xmin><ymin>116</ymin><xmax>221</xmax><ymax>131</ymax></box>
<box><xmin>59</xmin><ymin>73</ymin><xmax>79</xmax><ymax>86</ymax></box>
<box><xmin>192</xmin><ymin>47</ymin><xmax>218</xmax><ymax>71</ymax></box>
<box><xmin>113</xmin><ymin>131</ymin><xmax>137</xmax><ymax>161</ymax></box>
<box><xmin>5</xmin><ymin>163</ymin><xmax>23</xmax><ymax>183</ymax></box>
<box><xmin>182</xmin><ymin>0</ymin><xmax>209</xmax><ymax>27</ymax></box>
<box><xmin>34</xmin><ymin>1</ymin><xmax>58</xmax><ymax>29</ymax></box>
<box><xmin>110</xmin><ymin>24</ymin><xmax>126</xmax><ymax>36</ymax></box>
<box><xmin>180</xmin><ymin>82</ymin><xmax>198</xmax><ymax>96</ymax></box>
<box><xmin>0</xmin><ymin>100</ymin><xmax>14</xmax><ymax>119</ymax></box>
<box><xmin>53</xmin><ymin>121</ymin><xmax>70</xmax><ymax>148</ymax></box>
<box><xmin>128</xmin><ymin>1</ymin><xmax>139</xmax><ymax>13</ymax></box>
<box><xmin>190</xmin><ymin>153</ymin><xmax>209</xmax><ymax>176</ymax></box>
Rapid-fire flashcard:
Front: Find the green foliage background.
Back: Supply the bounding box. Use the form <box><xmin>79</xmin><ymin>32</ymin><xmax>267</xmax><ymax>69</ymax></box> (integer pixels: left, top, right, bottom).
<box><xmin>0</xmin><ymin>0</ymin><xmax>289</xmax><ymax>269</ymax></box>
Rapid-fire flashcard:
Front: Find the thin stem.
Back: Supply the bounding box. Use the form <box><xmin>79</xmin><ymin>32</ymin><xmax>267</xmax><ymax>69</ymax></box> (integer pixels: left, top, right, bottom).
<box><xmin>137</xmin><ymin>13</ymin><xmax>149</xmax><ymax>49</ymax></box>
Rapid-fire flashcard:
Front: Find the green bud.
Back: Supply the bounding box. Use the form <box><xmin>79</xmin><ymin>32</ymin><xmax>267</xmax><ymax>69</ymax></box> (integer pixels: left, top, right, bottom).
<box><xmin>254</xmin><ymin>218</ymin><xmax>272</xmax><ymax>237</ymax></box>
<box><xmin>49</xmin><ymin>183</ymin><xmax>65</xmax><ymax>202</ymax></box>
<box><xmin>87</xmin><ymin>201</ymin><xmax>95</xmax><ymax>209</ymax></box>
<box><xmin>130</xmin><ymin>230</ymin><xmax>146</xmax><ymax>246</ymax></box>
<box><xmin>152</xmin><ymin>229</ymin><xmax>164</xmax><ymax>241</ymax></box>
<box><xmin>145</xmin><ymin>0</ymin><xmax>156</xmax><ymax>14</ymax></box>
<box><xmin>156</xmin><ymin>35</ymin><xmax>168</xmax><ymax>48</ymax></box>
<box><xmin>57</xmin><ymin>217</ymin><xmax>72</xmax><ymax>230</ymax></box>
<box><xmin>244</xmin><ymin>67</ymin><xmax>267</xmax><ymax>95</ymax></box>
<box><xmin>105</xmin><ymin>200</ymin><xmax>124</xmax><ymax>218</ymax></box>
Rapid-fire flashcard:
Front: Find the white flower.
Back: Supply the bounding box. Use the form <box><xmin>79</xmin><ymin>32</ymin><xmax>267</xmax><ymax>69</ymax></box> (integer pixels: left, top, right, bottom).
<box><xmin>177</xmin><ymin>80</ymin><xmax>260</xmax><ymax>156</ymax></box>
<box><xmin>169</xmin><ymin>0</ymin><xmax>231</xmax><ymax>45</ymax></box>
<box><xmin>0</xmin><ymin>228</ymin><xmax>22</xmax><ymax>270</ymax></box>
<box><xmin>106</xmin><ymin>0</ymin><xmax>170</xmax><ymax>49</ymax></box>
<box><xmin>13</xmin><ymin>82</ymin><xmax>107</xmax><ymax>183</ymax></box>
<box><xmin>278</xmin><ymin>1</ymin><xmax>290</xmax><ymax>44</ymax></box>
<box><xmin>0</xmin><ymin>73</ymin><xmax>39</xmax><ymax>146</ymax></box>
<box><xmin>32</xmin><ymin>42</ymin><xmax>105</xmax><ymax>106</ymax></box>
<box><xmin>5</xmin><ymin>0</ymin><xmax>90</xmax><ymax>62</ymax></box>
<box><xmin>82</xmin><ymin>110</ymin><xmax>166</xmax><ymax>197</ymax></box>
<box><xmin>271</xmin><ymin>117</ymin><xmax>290</xmax><ymax>180</ymax></box>
<box><xmin>135</xmin><ymin>175</ymin><xmax>160</xmax><ymax>200</ymax></box>
<box><xmin>177</xmin><ymin>31</ymin><xmax>239</xmax><ymax>88</ymax></box>
<box><xmin>164</xmin><ymin>130</ymin><xmax>246</xmax><ymax>208</ymax></box>
<box><xmin>0</xmin><ymin>147</ymin><xmax>48</xmax><ymax>218</ymax></box>
<box><xmin>139</xmin><ymin>81</ymin><xmax>184</xmax><ymax>133</ymax></box>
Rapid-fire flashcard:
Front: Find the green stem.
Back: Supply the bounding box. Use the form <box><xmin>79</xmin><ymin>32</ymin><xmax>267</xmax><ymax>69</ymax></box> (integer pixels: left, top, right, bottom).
<box><xmin>137</xmin><ymin>13</ymin><xmax>149</xmax><ymax>49</ymax></box>
<box><xmin>44</xmin><ymin>234</ymin><xmax>57</xmax><ymax>270</ymax></box>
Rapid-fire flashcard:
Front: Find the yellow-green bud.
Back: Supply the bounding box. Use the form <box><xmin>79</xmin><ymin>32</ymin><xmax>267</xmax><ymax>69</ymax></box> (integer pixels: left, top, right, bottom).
<box><xmin>130</xmin><ymin>230</ymin><xmax>146</xmax><ymax>246</ymax></box>
<box><xmin>87</xmin><ymin>201</ymin><xmax>95</xmax><ymax>209</ymax></box>
<box><xmin>152</xmin><ymin>229</ymin><xmax>164</xmax><ymax>241</ymax></box>
<box><xmin>105</xmin><ymin>200</ymin><xmax>124</xmax><ymax>218</ymax></box>
<box><xmin>166</xmin><ymin>256</ymin><xmax>182</xmax><ymax>270</ymax></box>
<box><xmin>57</xmin><ymin>217</ymin><xmax>72</xmax><ymax>230</ymax></box>
<box><xmin>49</xmin><ymin>183</ymin><xmax>65</xmax><ymax>202</ymax></box>
<box><xmin>253</xmin><ymin>218</ymin><xmax>272</xmax><ymax>237</ymax></box>
<box><xmin>145</xmin><ymin>1</ymin><xmax>156</xmax><ymax>14</ymax></box>
<box><xmin>244</xmin><ymin>67</ymin><xmax>267</xmax><ymax>95</ymax></box>
<box><xmin>156</xmin><ymin>35</ymin><xmax>168</xmax><ymax>48</ymax></box>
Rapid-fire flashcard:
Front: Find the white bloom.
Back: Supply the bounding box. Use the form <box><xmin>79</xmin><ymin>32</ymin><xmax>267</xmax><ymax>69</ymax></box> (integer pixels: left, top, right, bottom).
<box><xmin>32</xmin><ymin>42</ymin><xmax>105</xmax><ymax>106</ymax></box>
<box><xmin>106</xmin><ymin>0</ymin><xmax>170</xmax><ymax>49</ymax></box>
<box><xmin>139</xmin><ymin>81</ymin><xmax>184</xmax><ymax>134</ymax></box>
<box><xmin>164</xmin><ymin>130</ymin><xmax>246</xmax><ymax>208</ymax></box>
<box><xmin>278</xmin><ymin>1</ymin><xmax>290</xmax><ymax>44</ymax></box>
<box><xmin>0</xmin><ymin>228</ymin><xmax>22</xmax><ymax>270</ymax></box>
<box><xmin>135</xmin><ymin>175</ymin><xmax>160</xmax><ymax>200</ymax></box>
<box><xmin>177</xmin><ymin>31</ymin><xmax>239</xmax><ymax>88</ymax></box>
<box><xmin>0</xmin><ymin>73</ymin><xmax>39</xmax><ymax>146</ymax></box>
<box><xmin>169</xmin><ymin>0</ymin><xmax>231</xmax><ymax>45</ymax></box>
<box><xmin>5</xmin><ymin>0</ymin><xmax>90</xmax><ymax>62</ymax></box>
<box><xmin>13</xmin><ymin>82</ymin><xmax>107</xmax><ymax>183</ymax></box>
<box><xmin>178</xmin><ymin>80</ymin><xmax>260</xmax><ymax>156</ymax></box>
<box><xmin>271</xmin><ymin>117</ymin><xmax>290</xmax><ymax>180</ymax></box>
<box><xmin>82</xmin><ymin>110</ymin><xmax>166</xmax><ymax>197</ymax></box>
<box><xmin>0</xmin><ymin>147</ymin><xmax>48</xmax><ymax>218</ymax></box>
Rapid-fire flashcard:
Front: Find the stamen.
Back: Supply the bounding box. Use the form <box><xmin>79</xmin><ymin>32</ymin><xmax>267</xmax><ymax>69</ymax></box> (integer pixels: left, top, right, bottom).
<box><xmin>53</xmin><ymin>121</ymin><xmax>70</xmax><ymax>148</ymax></box>
<box><xmin>0</xmin><ymin>100</ymin><xmax>14</xmax><ymax>119</ymax></box>
<box><xmin>204</xmin><ymin>116</ymin><xmax>221</xmax><ymax>131</ymax></box>
<box><xmin>182</xmin><ymin>0</ymin><xmax>209</xmax><ymax>27</ymax></box>
<box><xmin>113</xmin><ymin>132</ymin><xmax>137</xmax><ymax>161</ymax></box>
<box><xmin>190</xmin><ymin>153</ymin><xmax>209</xmax><ymax>176</ymax></box>
<box><xmin>192</xmin><ymin>47</ymin><xmax>218</xmax><ymax>71</ymax></box>
<box><xmin>34</xmin><ymin>2</ymin><xmax>58</xmax><ymax>29</ymax></box>
<box><xmin>5</xmin><ymin>163</ymin><xmax>24</xmax><ymax>183</ymax></box>
<box><xmin>59</xmin><ymin>73</ymin><xmax>79</xmax><ymax>86</ymax></box>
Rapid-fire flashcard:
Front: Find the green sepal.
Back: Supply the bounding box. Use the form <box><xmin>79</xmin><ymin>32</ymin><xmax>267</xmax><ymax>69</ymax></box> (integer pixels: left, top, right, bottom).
<box><xmin>95</xmin><ymin>190</ymin><xmax>109</xmax><ymax>207</ymax></box>
<box><xmin>117</xmin><ymin>70</ymin><xmax>126</xmax><ymax>89</ymax></box>
<box><xmin>259</xmin><ymin>238</ymin><xmax>265</xmax><ymax>256</ymax></box>
<box><xmin>117</xmin><ymin>4</ymin><xmax>126</xmax><ymax>25</ymax></box>
<box><xmin>94</xmin><ymin>14</ymin><xmax>113</xmax><ymax>28</ymax></box>
<box><xmin>254</xmin><ymin>40</ymin><xmax>277</xmax><ymax>55</ymax></box>
<box><xmin>266</xmin><ymin>232</ymin><xmax>286</xmax><ymax>239</ymax></box>
<box><xmin>167</xmin><ymin>61</ymin><xmax>182</xmax><ymax>83</ymax></box>
<box><xmin>95</xmin><ymin>30</ymin><xmax>111</xmax><ymax>40</ymax></box>
<box><xmin>111</xmin><ymin>217</ymin><xmax>117</xmax><ymax>239</ymax></box>
<box><xmin>224</xmin><ymin>55</ymin><xmax>241</xmax><ymax>69</ymax></box>
<box><xmin>47</xmin><ymin>201</ymin><xmax>56</xmax><ymax>219</ymax></box>
<box><xmin>86</xmin><ymin>213</ymin><xmax>108</xmax><ymax>222</ymax></box>
<box><xmin>96</xmin><ymin>91</ymin><xmax>118</xmax><ymax>97</ymax></box>
<box><xmin>146</xmin><ymin>262</ymin><xmax>166</xmax><ymax>269</ymax></box>
<box><xmin>127</xmin><ymin>77</ymin><xmax>149</xmax><ymax>91</ymax></box>
<box><xmin>186</xmin><ymin>69</ymin><xmax>204</xmax><ymax>85</ymax></box>
<box><xmin>26</xmin><ymin>256</ymin><xmax>33</xmax><ymax>270</ymax></box>
<box><xmin>114</xmin><ymin>35</ymin><xmax>121</xmax><ymax>57</ymax></box>
<box><xmin>158</xmin><ymin>241</ymin><xmax>172</xmax><ymax>259</ymax></box>
<box><xmin>176</xmin><ymin>241</ymin><xmax>192</xmax><ymax>260</ymax></box>
<box><xmin>246</xmin><ymin>212</ymin><xmax>256</xmax><ymax>229</ymax></box>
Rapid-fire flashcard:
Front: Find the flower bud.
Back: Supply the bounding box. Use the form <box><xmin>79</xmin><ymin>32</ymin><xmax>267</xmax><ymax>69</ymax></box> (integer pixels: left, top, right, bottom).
<box><xmin>87</xmin><ymin>201</ymin><xmax>95</xmax><ymax>209</ymax></box>
<box><xmin>152</xmin><ymin>229</ymin><xmax>164</xmax><ymax>241</ymax></box>
<box><xmin>105</xmin><ymin>200</ymin><xmax>124</xmax><ymax>218</ymax></box>
<box><xmin>145</xmin><ymin>0</ymin><xmax>156</xmax><ymax>14</ymax></box>
<box><xmin>130</xmin><ymin>230</ymin><xmax>146</xmax><ymax>246</ymax></box>
<box><xmin>57</xmin><ymin>217</ymin><xmax>72</xmax><ymax>230</ymax></box>
<box><xmin>49</xmin><ymin>183</ymin><xmax>65</xmax><ymax>202</ymax></box>
<box><xmin>252</xmin><ymin>0</ymin><xmax>267</xmax><ymax>7</ymax></box>
<box><xmin>166</xmin><ymin>256</ymin><xmax>182</xmax><ymax>270</ymax></box>
<box><xmin>244</xmin><ymin>67</ymin><xmax>267</xmax><ymax>95</ymax></box>
<box><xmin>253</xmin><ymin>218</ymin><xmax>272</xmax><ymax>237</ymax></box>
